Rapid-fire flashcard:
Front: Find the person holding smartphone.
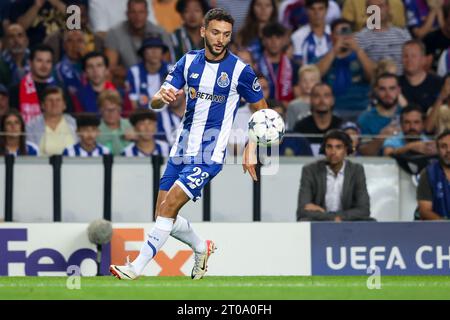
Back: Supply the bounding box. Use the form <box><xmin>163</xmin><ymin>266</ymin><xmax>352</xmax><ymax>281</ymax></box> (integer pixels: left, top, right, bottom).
<box><xmin>316</xmin><ymin>18</ymin><xmax>376</xmax><ymax>121</ymax></box>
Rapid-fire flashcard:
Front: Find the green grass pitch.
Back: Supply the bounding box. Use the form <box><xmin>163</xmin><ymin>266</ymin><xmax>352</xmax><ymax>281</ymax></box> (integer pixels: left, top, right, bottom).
<box><xmin>1</xmin><ymin>276</ymin><xmax>450</xmax><ymax>300</ymax></box>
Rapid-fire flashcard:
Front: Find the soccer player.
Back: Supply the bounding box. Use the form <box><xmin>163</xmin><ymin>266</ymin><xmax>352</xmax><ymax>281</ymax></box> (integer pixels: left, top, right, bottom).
<box><xmin>121</xmin><ymin>109</ymin><xmax>170</xmax><ymax>157</ymax></box>
<box><xmin>110</xmin><ymin>8</ymin><xmax>267</xmax><ymax>280</ymax></box>
<box><xmin>63</xmin><ymin>115</ymin><xmax>110</xmax><ymax>157</ymax></box>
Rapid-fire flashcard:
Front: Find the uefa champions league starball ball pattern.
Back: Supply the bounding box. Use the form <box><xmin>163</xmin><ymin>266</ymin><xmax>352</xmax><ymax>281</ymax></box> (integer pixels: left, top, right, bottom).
<box><xmin>248</xmin><ymin>109</ymin><xmax>285</xmax><ymax>146</ymax></box>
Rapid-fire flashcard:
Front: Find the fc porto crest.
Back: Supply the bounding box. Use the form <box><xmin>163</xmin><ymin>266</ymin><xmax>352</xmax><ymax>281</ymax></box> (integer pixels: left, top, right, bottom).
<box><xmin>216</xmin><ymin>72</ymin><xmax>230</xmax><ymax>88</ymax></box>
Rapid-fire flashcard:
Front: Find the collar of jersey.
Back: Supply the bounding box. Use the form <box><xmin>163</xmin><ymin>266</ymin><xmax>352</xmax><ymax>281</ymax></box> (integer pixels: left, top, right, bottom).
<box><xmin>205</xmin><ymin>49</ymin><xmax>230</xmax><ymax>64</ymax></box>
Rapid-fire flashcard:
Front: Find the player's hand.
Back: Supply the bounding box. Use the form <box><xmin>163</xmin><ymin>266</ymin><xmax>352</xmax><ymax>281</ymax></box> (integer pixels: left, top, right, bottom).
<box><xmin>160</xmin><ymin>88</ymin><xmax>182</xmax><ymax>104</ymax></box>
<box><xmin>243</xmin><ymin>140</ymin><xmax>258</xmax><ymax>181</ymax></box>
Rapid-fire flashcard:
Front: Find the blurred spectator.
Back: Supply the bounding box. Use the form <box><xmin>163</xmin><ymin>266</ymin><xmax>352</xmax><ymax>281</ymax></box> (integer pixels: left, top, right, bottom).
<box><xmin>104</xmin><ymin>0</ymin><xmax>173</xmax><ymax>87</ymax></box>
<box><xmin>417</xmin><ymin>129</ymin><xmax>450</xmax><ymax>220</ymax></box>
<box><xmin>122</xmin><ymin>109</ymin><xmax>169</xmax><ymax>157</ymax></box>
<box><xmin>404</xmin><ymin>0</ymin><xmax>446</xmax><ymax>39</ymax></box>
<box><xmin>10</xmin><ymin>0</ymin><xmax>69</xmax><ymax>47</ymax></box>
<box><xmin>342</xmin><ymin>0</ymin><xmax>406</xmax><ymax>31</ymax></box>
<box><xmin>374</xmin><ymin>58</ymin><xmax>408</xmax><ymax>107</ymax></box>
<box><xmin>228</xmin><ymin>74</ymin><xmax>270</xmax><ymax>155</ymax></box>
<box><xmin>0</xmin><ymin>24</ymin><xmax>30</xmax><ymax>87</ymax></box>
<box><xmin>44</xmin><ymin>1</ymin><xmax>105</xmax><ymax>62</ymax></box>
<box><xmin>268</xmin><ymin>101</ymin><xmax>313</xmax><ymax>156</ymax></box>
<box><xmin>8</xmin><ymin>44</ymin><xmax>64</xmax><ymax>124</ymax></box>
<box><xmin>257</xmin><ymin>22</ymin><xmax>295</xmax><ymax>106</ymax></box>
<box><xmin>97</xmin><ymin>90</ymin><xmax>134</xmax><ymax>155</ymax></box>
<box><xmin>71</xmin><ymin>51</ymin><xmax>116</xmax><ymax>114</ymax></box>
<box><xmin>383</xmin><ymin>105</ymin><xmax>435</xmax><ymax>157</ymax></box>
<box><xmin>286</xmin><ymin>64</ymin><xmax>321</xmax><ymax>130</ymax></box>
<box><xmin>126</xmin><ymin>36</ymin><xmax>171</xmax><ymax>110</ymax></box>
<box><xmin>425</xmin><ymin>74</ymin><xmax>450</xmax><ymax>133</ymax></box>
<box><xmin>235</xmin><ymin>47</ymin><xmax>257</xmax><ymax>70</ymax></box>
<box><xmin>210</xmin><ymin>0</ymin><xmax>252</xmax><ymax>33</ymax></box>
<box><xmin>63</xmin><ymin>114</ymin><xmax>110</xmax><ymax>156</ymax></box>
<box><xmin>423</xmin><ymin>4</ymin><xmax>450</xmax><ymax>71</ymax></box>
<box><xmin>152</xmin><ymin>0</ymin><xmax>183</xmax><ymax>33</ymax></box>
<box><xmin>236</xmin><ymin>0</ymin><xmax>278</xmax><ymax>62</ymax></box>
<box><xmin>297</xmin><ymin>129</ymin><xmax>371</xmax><ymax>221</ymax></box>
<box><xmin>357</xmin><ymin>73</ymin><xmax>402</xmax><ymax>156</ymax></box>
<box><xmin>291</xmin><ymin>0</ymin><xmax>332</xmax><ymax>66</ymax></box>
<box><xmin>436</xmin><ymin>104</ymin><xmax>450</xmax><ymax>134</ymax></box>
<box><xmin>0</xmin><ymin>0</ymin><xmax>13</xmax><ymax>39</ymax></box>
<box><xmin>292</xmin><ymin>83</ymin><xmax>343</xmax><ymax>155</ymax></box>
<box><xmin>341</xmin><ymin>121</ymin><xmax>361</xmax><ymax>156</ymax></box>
<box><xmin>278</xmin><ymin>0</ymin><xmax>341</xmax><ymax>32</ymax></box>
<box><xmin>0</xmin><ymin>85</ymin><xmax>9</xmax><ymax>117</ymax></box>
<box><xmin>0</xmin><ymin>109</ymin><xmax>39</xmax><ymax>156</ymax></box>
<box><xmin>171</xmin><ymin>0</ymin><xmax>209</xmax><ymax>61</ymax></box>
<box><xmin>437</xmin><ymin>47</ymin><xmax>450</xmax><ymax>77</ymax></box>
<box><xmin>89</xmin><ymin>0</ymin><xmax>157</xmax><ymax>37</ymax></box>
<box><xmin>156</xmin><ymin>92</ymin><xmax>185</xmax><ymax>146</ymax></box>
<box><xmin>355</xmin><ymin>0</ymin><xmax>411</xmax><ymax>75</ymax></box>
<box><xmin>400</xmin><ymin>40</ymin><xmax>443</xmax><ymax>114</ymax></box>
<box><xmin>26</xmin><ymin>86</ymin><xmax>77</xmax><ymax>156</ymax></box>
<box><xmin>317</xmin><ymin>18</ymin><xmax>374</xmax><ymax>119</ymax></box>
<box><xmin>54</xmin><ymin>30</ymin><xmax>85</xmax><ymax>93</ymax></box>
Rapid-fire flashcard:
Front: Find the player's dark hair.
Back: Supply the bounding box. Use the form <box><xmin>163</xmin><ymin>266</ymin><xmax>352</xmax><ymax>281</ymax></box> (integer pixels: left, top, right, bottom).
<box><xmin>82</xmin><ymin>51</ymin><xmax>109</xmax><ymax>71</ymax></box>
<box><xmin>0</xmin><ymin>109</ymin><xmax>28</xmax><ymax>156</ymax></box>
<box><xmin>76</xmin><ymin>114</ymin><xmax>101</xmax><ymax>129</ymax></box>
<box><xmin>262</xmin><ymin>22</ymin><xmax>287</xmax><ymax>38</ymax></box>
<box><xmin>306</xmin><ymin>0</ymin><xmax>329</xmax><ymax>8</ymax></box>
<box><xmin>320</xmin><ymin>129</ymin><xmax>353</xmax><ymax>155</ymax></box>
<box><xmin>204</xmin><ymin>8</ymin><xmax>234</xmax><ymax>28</ymax></box>
<box><xmin>400</xmin><ymin>105</ymin><xmax>425</xmax><ymax>123</ymax></box>
<box><xmin>176</xmin><ymin>0</ymin><xmax>210</xmax><ymax>15</ymax></box>
<box><xmin>130</xmin><ymin>109</ymin><xmax>157</xmax><ymax>126</ymax></box>
<box><xmin>30</xmin><ymin>44</ymin><xmax>54</xmax><ymax>61</ymax></box>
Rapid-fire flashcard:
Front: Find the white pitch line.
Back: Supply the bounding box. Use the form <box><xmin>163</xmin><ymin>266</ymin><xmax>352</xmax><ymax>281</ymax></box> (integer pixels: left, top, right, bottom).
<box><xmin>1</xmin><ymin>282</ymin><xmax>450</xmax><ymax>289</ymax></box>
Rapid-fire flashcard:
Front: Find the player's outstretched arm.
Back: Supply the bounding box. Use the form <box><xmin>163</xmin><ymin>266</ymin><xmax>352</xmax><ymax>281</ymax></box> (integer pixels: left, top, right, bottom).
<box><xmin>243</xmin><ymin>140</ymin><xmax>258</xmax><ymax>181</ymax></box>
<box><xmin>249</xmin><ymin>98</ymin><xmax>268</xmax><ymax>111</ymax></box>
<box><xmin>242</xmin><ymin>98</ymin><xmax>268</xmax><ymax>181</ymax></box>
<box><xmin>150</xmin><ymin>87</ymin><xmax>182</xmax><ymax>109</ymax></box>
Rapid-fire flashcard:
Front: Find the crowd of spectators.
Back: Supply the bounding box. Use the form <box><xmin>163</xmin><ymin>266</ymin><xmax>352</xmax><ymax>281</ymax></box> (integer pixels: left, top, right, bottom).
<box><xmin>0</xmin><ymin>0</ymin><xmax>449</xmax><ymax>220</ymax></box>
<box><xmin>1</xmin><ymin>0</ymin><xmax>450</xmax><ymax>159</ymax></box>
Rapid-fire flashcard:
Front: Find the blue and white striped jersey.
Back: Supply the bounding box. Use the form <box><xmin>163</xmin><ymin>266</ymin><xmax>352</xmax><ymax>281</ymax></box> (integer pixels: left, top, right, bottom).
<box><xmin>156</xmin><ymin>107</ymin><xmax>182</xmax><ymax>146</ymax></box>
<box><xmin>62</xmin><ymin>143</ymin><xmax>110</xmax><ymax>157</ymax></box>
<box><xmin>121</xmin><ymin>140</ymin><xmax>170</xmax><ymax>157</ymax></box>
<box><xmin>161</xmin><ymin>49</ymin><xmax>264</xmax><ymax>163</ymax></box>
<box><xmin>7</xmin><ymin>142</ymin><xmax>39</xmax><ymax>156</ymax></box>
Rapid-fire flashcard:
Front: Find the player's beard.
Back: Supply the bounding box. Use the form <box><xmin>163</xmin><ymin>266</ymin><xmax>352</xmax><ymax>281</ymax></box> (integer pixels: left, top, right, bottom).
<box><xmin>204</xmin><ymin>36</ymin><xmax>228</xmax><ymax>57</ymax></box>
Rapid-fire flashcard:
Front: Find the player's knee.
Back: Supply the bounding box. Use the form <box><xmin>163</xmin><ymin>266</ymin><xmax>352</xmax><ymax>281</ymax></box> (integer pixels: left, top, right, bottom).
<box><xmin>158</xmin><ymin>199</ymin><xmax>177</xmax><ymax>218</ymax></box>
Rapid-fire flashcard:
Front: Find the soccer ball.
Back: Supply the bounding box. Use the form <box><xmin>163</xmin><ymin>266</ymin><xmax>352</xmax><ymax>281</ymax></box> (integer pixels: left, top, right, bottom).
<box><xmin>248</xmin><ymin>109</ymin><xmax>285</xmax><ymax>146</ymax></box>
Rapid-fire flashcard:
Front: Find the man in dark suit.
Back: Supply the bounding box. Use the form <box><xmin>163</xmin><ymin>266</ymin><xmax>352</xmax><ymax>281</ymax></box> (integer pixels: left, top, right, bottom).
<box><xmin>297</xmin><ymin>129</ymin><xmax>372</xmax><ymax>221</ymax></box>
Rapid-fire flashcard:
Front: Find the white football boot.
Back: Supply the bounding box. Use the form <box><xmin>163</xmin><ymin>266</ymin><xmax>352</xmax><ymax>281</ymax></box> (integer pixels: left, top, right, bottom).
<box><xmin>110</xmin><ymin>257</ymin><xmax>139</xmax><ymax>280</ymax></box>
<box><xmin>191</xmin><ymin>240</ymin><xmax>216</xmax><ymax>280</ymax></box>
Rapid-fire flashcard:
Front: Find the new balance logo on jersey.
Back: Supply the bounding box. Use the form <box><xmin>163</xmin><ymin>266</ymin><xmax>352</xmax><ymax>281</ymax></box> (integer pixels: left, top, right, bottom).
<box><xmin>190</xmin><ymin>73</ymin><xmax>199</xmax><ymax>79</ymax></box>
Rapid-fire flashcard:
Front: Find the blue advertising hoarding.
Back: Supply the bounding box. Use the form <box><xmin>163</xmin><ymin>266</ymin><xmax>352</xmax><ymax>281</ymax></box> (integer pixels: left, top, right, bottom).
<box><xmin>311</xmin><ymin>222</ymin><xmax>450</xmax><ymax>275</ymax></box>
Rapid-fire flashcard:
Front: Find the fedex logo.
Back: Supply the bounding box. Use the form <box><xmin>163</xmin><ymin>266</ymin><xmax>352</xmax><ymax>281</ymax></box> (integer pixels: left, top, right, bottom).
<box><xmin>0</xmin><ymin>228</ymin><xmax>193</xmax><ymax>276</ymax></box>
<box><xmin>0</xmin><ymin>229</ymin><xmax>109</xmax><ymax>276</ymax></box>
